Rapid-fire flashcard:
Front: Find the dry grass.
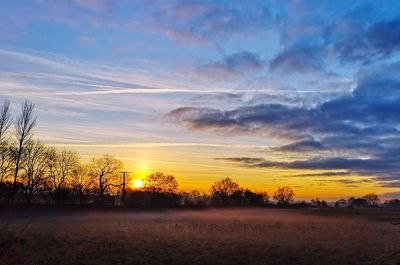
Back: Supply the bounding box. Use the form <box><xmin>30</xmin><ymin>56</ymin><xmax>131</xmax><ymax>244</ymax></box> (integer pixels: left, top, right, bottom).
<box><xmin>1</xmin><ymin>208</ymin><xmax>399</xmax><ymax>265</ymax></box>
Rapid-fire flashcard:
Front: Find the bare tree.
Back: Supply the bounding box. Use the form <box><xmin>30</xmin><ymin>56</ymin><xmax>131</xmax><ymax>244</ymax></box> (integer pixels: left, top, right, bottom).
<box><xmin>11</xmin><ymin>101</ymin><xmax>36</xmax><ymax>203</ymax></box>
<box><xmin>0</xmin><ymin>144</ymin><xmax>12</xmax><ymax>184</ymax></box>
<box><xmin>143</xmin><ymin>172</ymin><xmax>179</xmax><ymax>193</ymax></box>
<box><xmin>273</xmin><ymin>186</ymin><xmax>295</xmax><ymax>206</ymax></box>
<box><xmin>44</xmin><ymin>146</ymin><xmax>58</xmax><ymax>186</ymax></box>
<box><xmin>21</xmin><ymin>140</ymin><xmax>46</xmax><ymax>204</ymax></box>
<box><xmin>210</xmin><ymin>177</ymin><xmax>240</xmax><ymax>204</ymax></box>
<box><xmin>0</xmin><ymin>99</ymin><xmax>12</xmax><ymax>143</ymax></box>
<box><xmin>362</xmin><ymin>193</ymin><xmax>380</xmax><ymax>207</ymax></box>
<box><xmin>0</xmin><ymin>100</ymin><xmax>12</xmax><ymax>184</ymax></box>
<box><xmin>53</xmin><ymin>149</ymin><xmax>78</xmax><ymax>205</ymax></box>
<box><xmin>89</xmin><ymin>154</ymin><xmax>122</xmax><ymax>205</ymax></box>
<box><xmin>71</xmin><ymin>163</ymin><xmax>93</xmax><ymax>205</ymax></box>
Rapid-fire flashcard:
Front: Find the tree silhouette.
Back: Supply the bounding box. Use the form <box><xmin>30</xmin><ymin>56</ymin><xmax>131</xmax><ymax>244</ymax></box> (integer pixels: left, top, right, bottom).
<box><xmin>0</xmin><ymin>99</ymin><xmax>12</xmax><ymax>143</ymax></box>
<box><xmin>143</xmin><ymin>172</ymin><xmax>178</xmax><ymax>194</ymax></box>
<box><xmin>70</xmin><ymin>163</ymin><xmax>93</xmax><ymax>205</ymax></box>
<box><xmin>0</xmin><ymin>144</ymin><xmax>12</xmax><ymax>184</ymax></box>
<box><xmin>273</xmin><ymin>186</ymin><xmax>295</xmax><ymax>206</ymax></box>
<box><xmin>89</xmin><ymin>154</ymin><xmax>122</xmax><ymax>205</ymax></box>
<box><xmin>0</xmin><ymin>100</ymin><xmax>12</xmax><ymax>184</ymax></box>
<box><xmin>21</xmin><ymin>140</ymin><xmax>47</xmax><ymax>204</ymax></box>
<box><xmin>53</xmin><ymin>149</ymin><xmax>78</xmax><ymax>205</ymax></box>
<box><xmin>334</xmin><ymin>198</ymin><xmax>347</xmax><ymax>208</ymax></box>
<box><xmin>311</xmin><ymin>198</ymin><xmax>328</xmax><ymax>208</ymax></box>
<box><xmin>362</xmin><ymin>193</ymin><xmax>380</xmax><ymax>207</ymax></box>
<box><xmin>384</xmin><ymin>199</ymin><xmax>400</xmax><ymax>207</ymax></box>
<box><xmin>11</xmin><ymin>101</ymin><xmax>36</xmax><ymax>203</ymax></box>
<box><xmin>210</xmin><ymin>177</ymin><xmax>240</xmax><ymax>205</ymax></box>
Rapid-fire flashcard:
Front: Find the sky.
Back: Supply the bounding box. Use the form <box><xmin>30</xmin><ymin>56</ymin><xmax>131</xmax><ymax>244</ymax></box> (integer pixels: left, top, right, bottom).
<box><xmin>1</xmin><ymin>0</ymin><xmax>400</xmax><ymax>200</ymax></box>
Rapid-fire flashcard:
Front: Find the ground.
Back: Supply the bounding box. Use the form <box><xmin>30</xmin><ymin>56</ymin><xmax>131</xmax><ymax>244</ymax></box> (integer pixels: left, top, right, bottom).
<box><xmin>1</xmin><ymin>208</ymin><xmax>400</xmax><ymax>265</ymax></box>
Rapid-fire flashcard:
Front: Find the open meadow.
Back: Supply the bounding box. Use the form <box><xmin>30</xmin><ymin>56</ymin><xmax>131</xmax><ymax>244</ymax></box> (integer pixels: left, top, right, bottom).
<box><xmin>1</xmin><ymin>208</ymin><xmax>400</xmax><ymax>265</ymax></box>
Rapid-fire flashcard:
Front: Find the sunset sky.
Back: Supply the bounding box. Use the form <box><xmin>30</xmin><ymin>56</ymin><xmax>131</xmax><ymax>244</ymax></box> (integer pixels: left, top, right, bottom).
<box><xmin>1</xmin><ymin>0</ymin><xmax>400</xmax><ymax>200</ymax></box>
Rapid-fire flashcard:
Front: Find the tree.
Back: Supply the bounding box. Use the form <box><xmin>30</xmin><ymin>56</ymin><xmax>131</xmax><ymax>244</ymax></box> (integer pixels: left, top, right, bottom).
<box><xmin>71</xmin><ymin>163</ymin><xmax>93</xmax><ymax>205</ymax></box>
<box><xmin>89</xmin><ymin>154</ymin><xmax>122</xmax><ymax>205</ymax></box>
<box><xmin>335</xmin><ymin>198</ymin><xmax>347</xmax><ymax>208</ymax></box>
<box><xmin>44</xmin><ymin>146</ymin><xmax>58</xmax><ymax>187</ymax></box>
<box><xmin>210</xmin><ymin>177</ymin><xmax>240</xmax><ymax>204</ymax></box>
<box><xmin>53</xmin><ymin>149</ymin><xmax>78</xmax><ymax>205</ymax></box>
<box><xmin>362</xmin><ymin>193</ymin><xmax>380</xmax><ymax>207</ymax></box>
<box><xmin>348</xmin><ymin>197</ymin><xmax>368</xmax><ymax>208</ymax></box>
<box><xmin>243</xmin><ymin>190</ymin><xmax>270</xmax><ymax>206</ymax></box>
<box><xmin>143</xmin><ymin>172</ymin><xmax>179</xmax><ymax>193</ymax></box>
<box><xmin>21</xmin><ymin>140</ymin><xmax>46</xmax><ymax>204</ymax></box>
<box><xmin>0</xmin><ymin>99</ymin><xmax>12</xmax><ymax>143</ymax></box>
<box><xmin>384</xmin><ymin>199</ymin><xmax>400</xmax><ymax>207</ymax></box>
<box><xmin>0</xmin><ymin>144</ymin><xmax>12</xmax><ymax>184</ymax></box>
<box><xmin>181</xmin><ymin>190</ymin><xmax>210</xmax><ymax>207</ymax></box>
<box><xmin>11</xmin><ymin>101</ymin><xmax>36</xmax><ymax>203</ymax></box>
<box><xmin>311</xmin><ymin>198</ymin><xmax>328</xmax><ymax>208</ymax></box>
<box><xmin>0</xmin><ymin>99</ymin><xmax>12</xmax><ymax>184</ymax></box>
<box><xmin>273</xmin><ymin>186</ymin><xmax>295</xmax><ymax>206</ymax></box>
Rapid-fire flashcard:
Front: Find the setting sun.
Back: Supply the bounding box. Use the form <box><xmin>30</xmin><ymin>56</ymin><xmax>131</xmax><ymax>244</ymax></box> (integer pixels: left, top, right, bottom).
<box><xmin>132</xmin><ymin>179</ymin><xmax>144</xmax><ymax>189</ymax></box>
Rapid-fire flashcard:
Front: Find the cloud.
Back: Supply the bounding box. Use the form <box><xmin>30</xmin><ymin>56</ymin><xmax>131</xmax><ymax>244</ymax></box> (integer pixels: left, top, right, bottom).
<box><xmin>218</xmin><ymin>156</ymin><xmax>398</xmax><ymax>172</ymax></box>
<box><xmin>327</xmin><ymin>15</ymin><xmax>400</xmax><ymax>62</ymax></box>
<box><xmin>273</xmin><ymin>138</ymin><xmax>324</xmax><ymax>152</ymax></box>
<box><xmin>366</xmin><ymin>18</ymin><xmax>400</xmax><ymax>55</ymax></box>
<box><xmin>293</xmin><ymin>171</ymin><xmax>353</xmax><ymax>177</ymax></box>
<box><xmin>150</xmin><ymin>1</ymin><xmax>272</xmax><ymax>43</ymax></box>
<box><xmin>380</xmin><ymin>191</ymin><xmax>400</xmax><ymax>200</ymax></box>
<box><xmin>216</xmin><ymin>156</ymin><xmax>400</xmax><ymax>187</ymax></box>
<box><xmin>169</xmin><ymin>60</ymin><xmax>400</xmax><ymax>186</ymax></box>
<box><xmin>197</xmin><ymin>51</ymin><xmax>264</xmax><ymax>80</ymax></box>
<box><xmin>272</xmin><ymin>2</ymin><xmax>400</xmax><ymax>69</ymax></box>
<box><xmin>270</xmin><ymin>44</ymin><xmax>325</xmax><ymax>73</ymax></box>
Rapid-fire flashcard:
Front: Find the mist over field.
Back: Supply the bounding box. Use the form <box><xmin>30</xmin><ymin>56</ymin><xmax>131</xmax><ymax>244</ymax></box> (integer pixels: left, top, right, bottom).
<box><xmin>1</xmin><ymin>208</ymin><xmax>400</xmax><ymax>265</ymax></box>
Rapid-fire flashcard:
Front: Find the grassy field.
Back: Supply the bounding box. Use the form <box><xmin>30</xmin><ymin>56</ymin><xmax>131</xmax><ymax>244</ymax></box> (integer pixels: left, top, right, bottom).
<box><xmin>1</xmin><ymin>208</ymin><xmax>400</xmax><ymax>265</ymax></box>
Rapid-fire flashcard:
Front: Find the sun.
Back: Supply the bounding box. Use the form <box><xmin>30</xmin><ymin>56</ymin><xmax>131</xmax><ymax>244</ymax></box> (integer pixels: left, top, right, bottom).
<box><xmin>132</xmin><ymin>179</ymin><xmax>144</xmax><ymax>189</ymax></box>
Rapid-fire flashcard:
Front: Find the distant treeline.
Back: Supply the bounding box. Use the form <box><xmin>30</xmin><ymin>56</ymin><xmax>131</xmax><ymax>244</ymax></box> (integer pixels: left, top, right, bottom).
<box><xmin>0</xmin><ymin>100</ymin><xmax>398</xmax><ymax>209</ymax></box>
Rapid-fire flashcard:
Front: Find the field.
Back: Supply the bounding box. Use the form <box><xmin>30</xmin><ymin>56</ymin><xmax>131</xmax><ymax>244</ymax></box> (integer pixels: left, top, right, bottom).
<box><xmin>1</xmin><ymin>208</ymin><xmax>400</xmax><ymax>265</ymax></box>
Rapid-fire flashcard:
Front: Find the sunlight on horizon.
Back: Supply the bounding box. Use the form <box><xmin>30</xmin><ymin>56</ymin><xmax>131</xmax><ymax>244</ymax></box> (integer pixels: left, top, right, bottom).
<box><xmin>131</xmin><ymin>179</ymin><xmax>144</xmax><ymax>189</ymax></box>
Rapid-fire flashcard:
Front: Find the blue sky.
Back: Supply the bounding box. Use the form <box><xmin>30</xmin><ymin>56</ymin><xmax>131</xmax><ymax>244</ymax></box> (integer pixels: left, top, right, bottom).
<box><xmin>1</xmin><ymin>0</ymin><xmax>400</xmax><ymax>197</ymax></box>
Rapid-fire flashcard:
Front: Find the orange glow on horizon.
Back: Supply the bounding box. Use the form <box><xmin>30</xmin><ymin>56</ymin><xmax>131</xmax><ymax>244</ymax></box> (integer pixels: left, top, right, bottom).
<box><xmin>132</xmin><ymin>179</ymin><xmax>144</xmax><ymax>189</ymax></box>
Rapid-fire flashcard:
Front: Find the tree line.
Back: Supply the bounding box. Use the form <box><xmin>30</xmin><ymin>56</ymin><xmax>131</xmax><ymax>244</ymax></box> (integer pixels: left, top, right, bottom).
<box><xmin>0</xmin><ymin>100</ymin><xmax>397</xmax><ymax>209</ymax></box>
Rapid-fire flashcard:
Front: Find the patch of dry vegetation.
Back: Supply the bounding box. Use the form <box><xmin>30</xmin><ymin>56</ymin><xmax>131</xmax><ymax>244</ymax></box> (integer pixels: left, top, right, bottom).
<box><xmin>1</xmin><ymin>209</ymin><xmax>399</xmax><ymax>265</ymax></box>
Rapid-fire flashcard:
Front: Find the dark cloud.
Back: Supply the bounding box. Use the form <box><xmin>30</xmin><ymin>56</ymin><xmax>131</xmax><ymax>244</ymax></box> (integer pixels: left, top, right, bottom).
<box><xmin>328</xmin><ymin>16</ymin><xmax>400</xmax><ymax>62</ymax></box>
<box><xmin>216</xmin><ymin>156</ymin><xmax>400</xmax><ymax>187</ymax></box>
<box><xmin>367</xmin><ymin>18</ymin><xmax>400</xmax><ymax>55</ymax></box>
<box><xmin>312</xmin><ymin>178</ymin><xmax>374</xmax><ymax>188</ymax></box>
<box><xmin>215</xmin><ymin>157</ymin><xmax>265</xmax><ymax>164</ymax></box>
<box><xmin>270</xmin><ymin>44</ymin><xmax>325</xmax><ymax>73</ymax></box>
<box><xmin>219</xmin><ymin>156</ymin><xmax>399</xmax><ymax>172</ymax></box>
<box><xmin>274</xmin><ymin>3</ymin><xmax>400</xmax><ymax>67</ymax></box>
<box><xmin>197</xmin><ymin>51</ymin><xmax>264</xmax><ymax>80</ymax></box>
<box><xmin>294</xmin><ymin>171</ymin><xmax>353</xmax><ymax>177</ymax></box>
<box><xmin>169</xmin><ymin>61</ymin><xmax>400</xmax><ymax>186</ymax></box>
<box><xmin>273</xmin><ymin>138</ymin><xmax>324</xmax><ymax>152</ymax></box>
